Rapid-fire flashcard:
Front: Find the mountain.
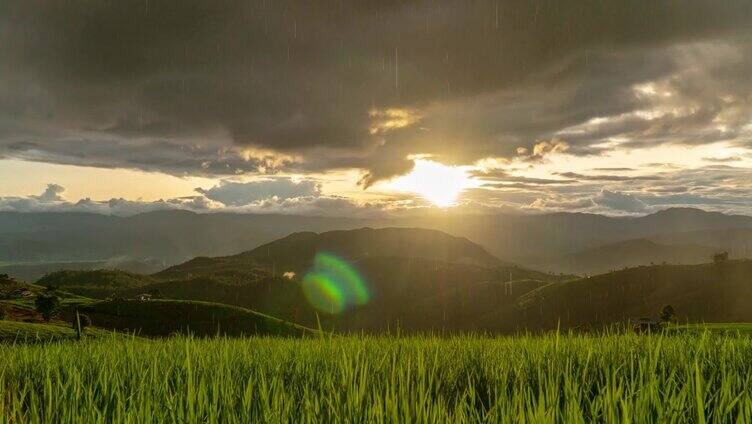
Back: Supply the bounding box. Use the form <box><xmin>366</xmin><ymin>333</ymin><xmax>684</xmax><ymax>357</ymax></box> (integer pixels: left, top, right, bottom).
<box><xmin>529</xmin><ymin>239</ymin><xmax>719</xmax><ymax>275</ymax></box>
<box><xmin>2</xmin><ymin>207</ymin><xmax>752</xmax><ymax>280</ymax></box>
<box><xmin>157</xmin><ymin>227</ymin><xmax>505</xmax><ymax>281</ymax></box>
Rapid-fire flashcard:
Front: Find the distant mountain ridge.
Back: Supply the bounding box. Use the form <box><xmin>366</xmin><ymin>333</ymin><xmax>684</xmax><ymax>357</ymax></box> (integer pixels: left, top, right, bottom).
<box><xmin>529</xmin><ymin>238</ymin><xmax>719</xmax><ymax>275</ymax></box>
<box><xmin>2</xmin><ymin>207</ymin><xmax>752</xmax><ymax>278</ymax></box>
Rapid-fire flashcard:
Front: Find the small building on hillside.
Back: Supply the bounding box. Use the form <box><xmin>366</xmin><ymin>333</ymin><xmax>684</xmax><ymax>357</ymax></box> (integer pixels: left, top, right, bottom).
<box><xmin>7</xmin><ymin>288</ymin><xmax>34</xmax><ymax>299</ymax></box>
<box><xmin>136</xmin><ymin>293</ymin><xmax>152</xmax><ymax>302</ymax></box>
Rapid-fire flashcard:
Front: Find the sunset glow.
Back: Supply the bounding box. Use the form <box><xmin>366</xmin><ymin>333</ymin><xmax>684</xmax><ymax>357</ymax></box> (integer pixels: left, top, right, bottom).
<box><xmin>387</xmin><ymin>159</ymin><xmax>478</xmax><ymax>207</ymax></box>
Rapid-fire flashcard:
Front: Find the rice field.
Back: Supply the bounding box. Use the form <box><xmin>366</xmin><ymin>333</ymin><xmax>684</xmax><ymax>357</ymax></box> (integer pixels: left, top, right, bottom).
<box><xmin>2</xmin><ymin>332</ymin><xmax>752</xmax><ymax>423</ymax></box>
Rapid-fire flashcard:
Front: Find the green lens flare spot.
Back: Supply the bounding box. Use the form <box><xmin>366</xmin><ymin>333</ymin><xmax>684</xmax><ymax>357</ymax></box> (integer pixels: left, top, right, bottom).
<box><xmin>301</xmin><ymin>252</ymin><xmax>369</xmax><ymax>314</ymax></box>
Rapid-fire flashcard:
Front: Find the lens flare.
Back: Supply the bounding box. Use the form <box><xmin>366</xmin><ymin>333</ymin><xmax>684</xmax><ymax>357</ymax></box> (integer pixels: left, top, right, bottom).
<box><xmin>301</xmin><ymin>252</ymin><xmax>369</xmax><ymax>314</ymax></box>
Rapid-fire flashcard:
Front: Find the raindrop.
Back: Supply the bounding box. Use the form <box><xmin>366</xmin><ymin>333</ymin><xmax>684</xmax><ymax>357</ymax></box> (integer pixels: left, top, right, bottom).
<box><xmin>394</xmin><ymin>47</ymin><xmax>399</xmax><ymax>90</ymax></box>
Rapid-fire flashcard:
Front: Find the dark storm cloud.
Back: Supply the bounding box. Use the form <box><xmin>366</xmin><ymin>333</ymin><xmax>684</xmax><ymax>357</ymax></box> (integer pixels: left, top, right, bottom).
<box><xmin>1</xmin><ymin>0</ymin><xmax>752</xmax><ymax>185</ymax></box>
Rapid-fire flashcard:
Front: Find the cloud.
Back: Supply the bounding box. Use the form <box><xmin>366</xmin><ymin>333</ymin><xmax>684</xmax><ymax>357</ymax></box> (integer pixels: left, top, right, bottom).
<box><xmin>196</xmin><ymin>178</ymin><xmax>321</xmax><ymax>206</ymax></box>
<box><xmin>592</xmin><ymin>168</ymin><xmax>635</xmax><ymax>171</ymax></box>
<box><xmin>514</xmin><ymin>139</ymin><xmax>570</xmax><ymax>163</ymax></box>
<box><xmin>471</xmin><ymin>169</ymin><xmax>575</xmax><ymax>185</ymax></box>
<box><xmin>556</xmin><ymin>172</ymin><xmax>661</xmax><ymax>182</ymax></box>
<box><xmin>33</xmin><ymin>183</ymin><xmax>66</xmax><ymax>202</ymax></box>
<box><xmin>1</xmin><ymin>1</ymin><xmax>751</xmax><ymax>186</ymax></box>
<box><xmin>0</xmin><ymin>184</ymin><xmax>219</xmax><ymax>216</ymax></box>
<box><xmin>0</xmin><ymin>182</ymin><xmax>388</xmax><ymax>218</ymax></box>
<box><xmin>593</xmin><ymin>190</ymin><xmax>648</xmax><ymax>214</ymax></box>
<box><xmin>527</xmin><ymin>196</ymin><xmax>596</xmax><ymax>212</ymax></box>
<box><xmin>703</xmin><ymin>156</ymin><xmax>743</xmax><ymax>163</ymax></box>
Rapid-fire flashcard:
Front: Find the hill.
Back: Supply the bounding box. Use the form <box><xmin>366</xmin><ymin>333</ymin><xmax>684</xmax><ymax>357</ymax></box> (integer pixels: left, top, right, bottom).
<box><xmin>64</xmin><ymin>299</ymin><xmax>310</xmax><ymax>337</ymax></box>
<box><xmin>529</xmin><ymin>239</ymin><xmax>719</xmax><ymax>275</ymax></box>
<box><xmin>129</xmin><ymin>261</ymin><xmax>561</xmax><ymax>332</ymax></box>
<box><xmin>0</xmin><ymin>320</ymin><xmax>98</xmax><ymax>343</ymax></box>
<box><xmin>404</xmin><ymin>279</ymin><xmax>551</xmax><ymax>331</ymax></box>
<box><xmin>156</xmin><ymin>227</ymin><xmax>505</xmax><ymax>281</ymax></box>
<box><xmin>477</xmin><ymin>260</ymin><xmax>752</xmax><ymax>332</ymax></box>
<box><xmin>0</xmin><ymin>259</ymin><xmax>164</xmax><ymax>283</ymax></box>
<box><xmin>36</xmin><ymin>270</ymin><xmax>155</xmax><ymax>295</ymax></box>
<box><xmin>145</xmin><ymin>227</ymin><xmax>563</xmax><ymax>332</ymax></box>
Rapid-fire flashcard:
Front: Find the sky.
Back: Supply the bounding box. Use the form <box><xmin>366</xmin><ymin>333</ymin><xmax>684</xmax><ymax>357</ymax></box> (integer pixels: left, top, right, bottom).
<box><xmin>1</xmin><ymin>1</ymin><xmax>751</xmax><ymax>217</ymax></box>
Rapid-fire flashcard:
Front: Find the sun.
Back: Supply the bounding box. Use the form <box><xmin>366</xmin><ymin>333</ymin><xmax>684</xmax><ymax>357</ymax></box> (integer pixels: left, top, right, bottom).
<box><xmin>387</xmin><ymin>159</ymin><xmax>477</xmax><ymax>207</ymax></box>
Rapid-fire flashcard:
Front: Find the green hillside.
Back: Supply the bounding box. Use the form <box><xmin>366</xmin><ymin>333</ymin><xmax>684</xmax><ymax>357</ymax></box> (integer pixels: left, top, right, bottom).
<box><xmin>483</xmin><ymin>260</ymin><xmax>752</xmax><ymax>332</ymax></box>
<box><xmin>0</xmin><ymin>320</ymin><xmax>78</xmax><ymax>343</ymax></box>
<box><xmin>66</xmin><ymin>299</ymin><xmax>311</xmax><ymax>337</ymax></box>
<box><xmin>111</xmin><ymin>255</ymin><xmax>565</xmax><ymax>332</ymax></box>
<box><xmin>152</xmin><ymin>257</ymin><xmax>269</xmax><ymax>284</ymax></box>
<box><xmin>0</xmin><ymin>259</ymin><xmax>163</xmax><ymax>283</ymax></box>
<box><xmin>405</xmin><ymin>279</ymin><xmax>551</xmax><ymax>331</ymax></box>
<box><xmin>37</xmin><ymin>269</ymin><xmax>154</xmax><ymax>290</ymax></box>
<box><xmin>0</xmin><ymin>320</ymin><xmax>119</xmax><ymax>343</ymax></box>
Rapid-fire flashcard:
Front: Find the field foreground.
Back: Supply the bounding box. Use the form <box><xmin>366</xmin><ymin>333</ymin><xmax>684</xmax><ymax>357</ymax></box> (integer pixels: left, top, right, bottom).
<box><xmin>2</xmin><ymin>333</ymin><xmax>752</xmax><ymax>423</ymax></box>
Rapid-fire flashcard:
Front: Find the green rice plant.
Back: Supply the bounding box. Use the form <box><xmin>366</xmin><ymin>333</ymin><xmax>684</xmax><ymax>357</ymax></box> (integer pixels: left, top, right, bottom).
<box><xmin>1</xmin><ymin>331</ymin><xmax>752</xmax><ymax>423</ymax></box>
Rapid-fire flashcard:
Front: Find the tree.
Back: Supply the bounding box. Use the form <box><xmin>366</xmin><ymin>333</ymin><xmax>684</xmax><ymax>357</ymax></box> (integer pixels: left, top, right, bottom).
<box><xmin>35</xmin><ymin>294</ymin><xmax>60</xmax><ymax>323</ymax></box>
<box><xmin>713</xmin><ymin>251</ymin><xmax>729</xmax><ymax>264</ymax></box>
<box><xmin>660</xmin><ymin>305</ymin><xmax>675</xmax><ymax>323</ymax></box>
